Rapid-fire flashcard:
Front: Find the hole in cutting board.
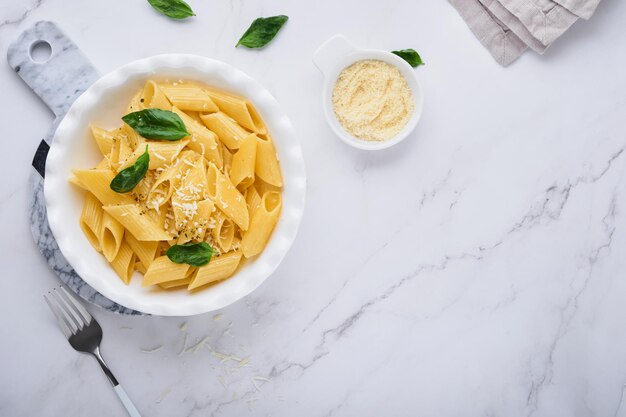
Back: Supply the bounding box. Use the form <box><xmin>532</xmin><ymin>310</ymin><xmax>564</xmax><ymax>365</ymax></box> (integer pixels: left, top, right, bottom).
<box><xmin>30</xmin><ymin>40</ymin><xmax>52</xmax><ymax>63</ymax></box>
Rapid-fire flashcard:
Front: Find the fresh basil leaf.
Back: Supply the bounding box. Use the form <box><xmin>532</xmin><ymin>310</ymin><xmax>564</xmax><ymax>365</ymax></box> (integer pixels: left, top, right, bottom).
<box><xmin>392</xmin><ymin>49</ymin><xmax>424</xmax><ymax>68</ymax></box>
<box><xmin>236</xmin><ymin>15</ymin><xmax>288</xmax><ymax>49</ymax></box>
<box><xmin>147</xmin><ymin>0</ymin><xmax>195</xmax><ymax>19</ymax></box>
<box><xmin>122</xmin><ymin>109</ymin><xmax>189</xmax><ymax>141</ymax></box>
<box><xmin>110</xmin><ymin>145</ymin><xmax>150</xmax><ymax>193</ymax></box>
<box><xmin>166</xmin><ymin>242</ymin><xmax>214</xmax><ymax>267</ymax></box>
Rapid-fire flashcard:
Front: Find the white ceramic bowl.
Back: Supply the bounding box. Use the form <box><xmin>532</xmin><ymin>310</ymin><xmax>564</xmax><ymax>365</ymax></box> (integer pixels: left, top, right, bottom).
<box><xmin>45</xmin><ymin>54</ymin><xmax>306</xmax><ymax>316</ymax></box>
<box><xmin>313</xmin><ymin>34</ymin><xmax>424</xmax><ymax>151</ymax></box>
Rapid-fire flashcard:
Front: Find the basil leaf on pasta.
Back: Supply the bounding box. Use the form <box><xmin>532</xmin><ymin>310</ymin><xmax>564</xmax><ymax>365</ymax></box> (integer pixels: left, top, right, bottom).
<box><xmin>236</xmin><ymin>15</ymin><xmax>288</xmax><ymax>49</ymax></box>
<box><xmin>147</xmin><ymin>0</ymin><xmax>195</xmax><ymax>19</ymax></box>
<box><xmin>167</xmin><ymin>242</ymin><xmax>214</xmax><ymax>267</ymax></box>
<box><xmin>392</xmin><ymin>49</ymin><xmax>424</xmax><ymax>68</ymax></box>
<box><xmin>110</xmin><ymin>146</ymin><xmax>150</xmax><ymax>193</ymax></box>
<box><xmin>122</xmin><ymin>109</ymin><xmax>189</xmax><ymax>140</ymax></box>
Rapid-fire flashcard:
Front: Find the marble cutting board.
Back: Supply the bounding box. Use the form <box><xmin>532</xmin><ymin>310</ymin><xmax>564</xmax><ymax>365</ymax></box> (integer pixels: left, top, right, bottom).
<box><xmin>8</xmin><ymin>21</ymin><xmax>142</xmax><ymax>315</ymax></box>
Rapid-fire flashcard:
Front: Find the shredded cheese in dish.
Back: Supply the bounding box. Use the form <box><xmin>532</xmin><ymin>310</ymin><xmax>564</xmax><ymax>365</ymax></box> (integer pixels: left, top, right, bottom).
<box><xmin>332</xmin><ymin>60</ymin><xmax>414</xmax><ymax>142</ymax></box>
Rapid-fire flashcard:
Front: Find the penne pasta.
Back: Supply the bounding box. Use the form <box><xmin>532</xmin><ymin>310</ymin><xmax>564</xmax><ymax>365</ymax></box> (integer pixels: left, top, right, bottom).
<box><xmin>204</xmin><ymin>87</ymin><xmax>266</xmax><ymax>134</ymax></box>
<box><xmin>211</xmin><ymin>211</ymin><xmax>235</xmax><ymax>253</ymax></box>
<box><xmin>200</xmin><ymin>112</ymin><xmax>249</xmax><ymax>150</ymax></box>
<box><xmin>255</xmin><ymin>178</ymin><xmax>282</xmax><ymax>196</ymax></box>
<box><xmin>194</xmin><ymin>199</ymin><xmax>215</xmax><ymax>241</ymax></box>
<box><xmin>158</xmin><ymin>277</ymin><xmax>193</xmax><ymax>289</ymax></box>
<box><xmin>184</xmin><ymin>111</ymin><xmax>205</xmax><ymax>125</ymax></box>
<box><xmin>100</xmin><ymin>211</ymin><xmax>125</xmax><ymax>262</ymax></box>
<box><xmin>146</xmin><ymin>157</ymin><xmax>189</xmax><ymax>210</ymax></box>
<box><xmin>188</xmin><ymin>250</ymin><xmax>242</xmax><ymax>290</ymax></box>
<box><xmin>173</xmin><ymin>198</ymin><xmax>215</xmax><ymax>244</ymax></box>
<box><xmin>160</xmin><ymin>84</ymin><xmax>219</xmax><ymax>113</ymax></box>
<box><xmin>172</xmin><ymin>106</ymin><xmax>222</xmax><ymax>168</ymax></box>
<box><xmin>230</xmin><ymin>133</ymin><xmax>257</xmax><ymax>189</ymax></box>
<box><xmin>103</xmin><ymin>204</ymin><xmax>172</xmax><ymax>241</ymax></box>
<box><xmin>134</xmin><ymin>260</ymin><xmax>147</xmax><ymax>274</ymax></box>
<box><xmin>74</xmin><ymin>79</ymin><xmax>282</xmax><ymax>291</ymax></box>
<box><xmin>108</xmin><ymin>136</ymin><xmax>133</xmax><ymax>171</ymax></box>
<box><xmin>80</xmin><ymin>192</ymin><xmax>104</xmax><ymax>252</ymax></box>
<box><xmin>172</xmin><ymin>160</ymin><xmax>214</xmax><ymax>243</ymax></box>
<box><xmin>118</xmin><ymin>140</ymin><xmax>189</xmax><ymax>170</ymax></box>
<box><xmin>206</xmin><ymin>162</ymin><xmax>249</xmax><ymax>230</ymax></box>
<box><xmin>125</xmin><ymin>232</ymin><xmax>159</xmax><ymax>270</ymax></box>
<box><xmin>69</xmin><ymin>174</ymin><xmax>87</xmax><ymax>190</ymax></box>
<box><xmin>245</xmin><ymin>185</ymin><xmax>262</xmax><ymax>215</ymax></box>
<box><xmin>255</xmin><ymin>134</ymin><xmax>283</xmax><ymax>187</ymax></box>
<box><xmin>90</xmin><ymin>125</ymin><xmax>115</xmax><ymax>156</ymax></box>
<box><xmin>142</xmin><ymin>80</ymin><xmax>172</xmax><ymax>110</ymax></box>
<box><xmin>220</xmin><ymin>144</ymin><xmax>233</xmax><ymax>174</ymax></box>
<box><xmin>241</xmin><ymin>191</ymin><xmax>282</xmax><ymax>258</ymax></box>
<box><xmin>142</xmin><ymin>256</ymin><xmax>193</xmax><ymax>287</ymax></box>
<box><xmin>125</xmin><ymin>91</ymin><xmax>145</xmax><ymax>114</ymax></box>
<box><xmin>111</xmin><ymin>240</ymin><xmax>136</xmax><ymax>284</ymax></box>
<box><xmin>95</xmin><ymin>158</ymin><xmax>110</xmax><ymax>170</ymax></box>
<box><xmin>73</xmin><ymin>169</ymin><xmax>135</xmax><ymax>205</ymax></box>
<box><xmin>120</xmin><ymin>123</ymin><xmax>143</xmax><ymax>151</ymax></box>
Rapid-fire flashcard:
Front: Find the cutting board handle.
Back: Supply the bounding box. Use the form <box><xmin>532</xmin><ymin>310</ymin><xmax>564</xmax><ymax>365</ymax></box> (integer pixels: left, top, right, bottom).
<box><xmin>7</xmin><ymin>21</ymin><xmax>99</xmax><ymax>177</ymax></box>
<box><xmin>7</xmin><ymin>21</ymin><xmax>99</xmax><ymax>119</ymax></box>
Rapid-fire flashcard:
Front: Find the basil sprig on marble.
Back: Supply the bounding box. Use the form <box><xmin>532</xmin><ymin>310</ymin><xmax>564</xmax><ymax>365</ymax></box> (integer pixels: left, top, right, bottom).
<box><xmin>110</xmin><ymin>146</ymin><xmax>150</xmax><ymax>193</ymax></box>
<box><xmin>236</xmin><ymin>15</ymin><xmax>289</xmax><ymax>49</ymax></box>
<box><xmin>122</xmin><ymin>109</ymin><xmax>189</xmax><ymax>141</ymax></box>
<box><xmin>147</xmin><ymin>0</ymin><xmax>195</xmax><ymax>19</ymax></box>
<box><xmin>392</xmin><ymin>49</ymin><xmax>424</xmax><ymax>68</ymax></box>
<box><xmin>166</xmin><ymin>242</ymin><xmax>214</xmax><ymax>267</ymax></box>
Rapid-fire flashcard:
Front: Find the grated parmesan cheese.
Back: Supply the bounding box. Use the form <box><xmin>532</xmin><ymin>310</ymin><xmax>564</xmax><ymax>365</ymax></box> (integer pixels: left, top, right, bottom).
<box><xmin>152</xmin><ymin>151</ymin><xmax>167</xmax><ymax>161</ymax></box>
<box><xmin>140</xmin><ymin>345</ymin><xmax>164</xmax><ymax>353</ymax></box>
<box><xmin>332</xmin><ymin>59</ymin><xmax>414</xmax><ymax>141</ymax></box>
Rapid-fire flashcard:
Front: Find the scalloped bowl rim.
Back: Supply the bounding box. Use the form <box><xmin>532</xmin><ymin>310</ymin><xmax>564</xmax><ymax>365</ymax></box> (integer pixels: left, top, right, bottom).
<box><xmin>44</xmin><ymin>54</ymin><xmax>306</xmax><ymax>316</ymax></box>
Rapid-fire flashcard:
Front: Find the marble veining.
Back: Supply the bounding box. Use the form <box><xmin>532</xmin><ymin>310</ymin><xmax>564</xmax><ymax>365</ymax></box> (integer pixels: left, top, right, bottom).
<box><xmin>0</xmin><ymin>0</ymin><xmax>44</xmax><ymax>28</ymax></box>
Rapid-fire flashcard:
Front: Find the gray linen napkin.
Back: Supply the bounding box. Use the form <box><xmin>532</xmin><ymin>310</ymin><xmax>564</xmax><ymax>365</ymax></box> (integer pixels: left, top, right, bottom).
<box><xmin>553</xmin><ymin>0</ymin><xmax>602</xmax><ymax>19</ymax></box>
<box><xmin>497</xmin><ymin>0</ymin><xmax>578</xmax><ymax>46</ymax></box>
<box><xmin>449</xmin><ymin>0</ymin><xmax>602</xmax><ymax>65</ymax></box>
<box><xmin>449</xmin><ymin>0</ymin><xmax>528</xmax><ymax>66</ymax></box>
<box><xmin>478</xmin><ymin>0</ymin><xmax>547</xmax><ymax>54</ymax></box>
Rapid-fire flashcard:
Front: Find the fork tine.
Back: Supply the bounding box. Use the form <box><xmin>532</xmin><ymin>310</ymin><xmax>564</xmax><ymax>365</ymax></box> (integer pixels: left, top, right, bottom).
<box><xmin>51</xmin><ymin>289</ymin><xmax>81</xmax><ymax>334</ymax></box>
<box><xmin>44</xmin><ymin>293</ymin><xmax>72</xmax><ymax>338</ymax></box>
<box><xmin>54</xmin><ymin>288</ymin><xmax>85</xmax><ymax>331</ymax></box>
<box><xmin>59</xmin><ymin>286</ymin><xmax>92</xmax><ymax>324</ymax></box>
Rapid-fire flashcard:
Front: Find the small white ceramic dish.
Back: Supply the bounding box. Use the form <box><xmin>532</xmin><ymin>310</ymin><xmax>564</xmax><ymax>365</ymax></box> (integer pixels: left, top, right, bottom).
<box><xmin>45</xmin><ymin>54</ymin><xmax>306</xmax><ymax>316</ymax></box>
<box><xmin>313</xmin><ymin>34</ymin><xmax>424</xmax><ymax>151</ymax></box>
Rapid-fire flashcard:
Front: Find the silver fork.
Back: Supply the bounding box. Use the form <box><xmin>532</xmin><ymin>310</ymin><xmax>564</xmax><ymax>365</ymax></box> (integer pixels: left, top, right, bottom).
<box><xmin>44</xmin><ymin>286</ymin><xmax>142</xmax><ymax>417</ymax></box>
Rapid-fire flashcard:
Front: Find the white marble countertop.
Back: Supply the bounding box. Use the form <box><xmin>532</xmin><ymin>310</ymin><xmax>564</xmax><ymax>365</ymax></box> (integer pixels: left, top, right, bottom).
<box><xmin>2</xmin><ymin>0</ymin><xmax>626</xmax><ymax>416</ymax></box>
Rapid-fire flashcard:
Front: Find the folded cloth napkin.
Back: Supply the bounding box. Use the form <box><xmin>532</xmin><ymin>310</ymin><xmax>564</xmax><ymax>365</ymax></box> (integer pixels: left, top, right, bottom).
<box><xmin>497</xmin><ymin>0</ymin><xmax>579</xmax><ymax>46</ymax></box>
<box><xmin>478</xmin><ymin>0</ymin><xmax>548</xmax><ymax>53</ymax></box>
<box><xmin>449</xmin><ymin>0</ymin><xmax>602</xmax><ymax>65</ymax></box>
<box><xmin>449</xmin><ymin>0</ymin><xmax>528</xmax><ymax>66</ymax></box>
<box><xmin>553</xmin><ymin>0</ymin><xmax>602</xmax><ymax>19</ymax></box>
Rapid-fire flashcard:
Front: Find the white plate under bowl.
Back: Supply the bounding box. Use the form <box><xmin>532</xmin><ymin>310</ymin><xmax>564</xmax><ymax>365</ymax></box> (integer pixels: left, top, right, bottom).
<box><xmin>45</xmin><ymin>54</ymin><xmax>306</xmax><ymax>316</ymax></box>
